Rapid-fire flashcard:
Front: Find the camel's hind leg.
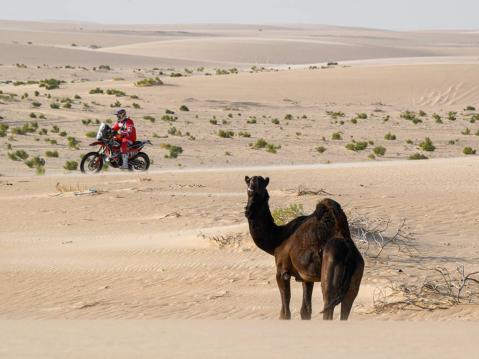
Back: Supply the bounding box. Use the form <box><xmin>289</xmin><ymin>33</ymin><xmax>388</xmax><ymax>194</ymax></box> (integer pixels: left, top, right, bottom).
<box><xmin>320</xmin><ymin>252</ymin><xmax>337</xmax><ymax>320</ymax></box>
<box><xmin>300</xmin><ymin>282</ymin><xmax>314</xmax><ymax>320</ymax></box>
<box><xmin>340</xmin><ymin>258</ymin><xmax>364</xmax><ymax>320</ymax></box>
<box><xmin>276</xmin><ymin>272</ymin><xmax>291</xmax><ymax>320</ymax></box>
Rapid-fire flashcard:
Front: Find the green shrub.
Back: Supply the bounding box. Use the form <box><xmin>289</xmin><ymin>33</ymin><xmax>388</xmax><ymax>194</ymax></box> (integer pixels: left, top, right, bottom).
<box><xmin>165</xmin><ymin>109</ymin><xmax>175</xmax><ymax>114</ymax></box>
<box><xmin>63</xmin><ymin>160</ymin><xmax>78</xmax><ymax>170</ymax></box>
<box><xmin>39</xmin><ymin>78</ymin><xmax>62</xmax><ymax>90</ymax></box>
<box><xmin>284</xmin><ymin>114</ymin><xmax>293</xmax><ymax>121</ymax></box>
<box><xmin>45</xmin><ymin>150</ymin><xmax>59</xmax><ymax>158</ymax></box>
<box><xmin>271</xmin><ymin>118</ymin><xmax>280</xmax><ymax>125</ymax></box>
<box><xmin>463</xmin><ymin>147</ymin><xmax>476</xmax><ymax>155</ymax></box>
<box><xmin>433</xmin><ymin>113</ymin><xmax>442</xmax><ymax>123</ymax></box>
<box><xmin>448</xmin><ymin>112</ymin><xmax>457</xmax><ymax>121</ymax></box>
<box><xmin>419</xmin><ymin>137</ymin><xmax>435</xmax><ymax>152</ymax></box>
<box><xmin>180</xmin><ymin>105</ymin><xmax>190</xmax><ymax>112</ymax></box>
<box><xmin>465</xmin><ymin>106</ymin><xmax>476</xmax><ymax>111</ymax></box>
<box><xmin>238</xmin><ymin>131</ymin><xmax>251</xmax><ymax>138</ymax></box>
<box><xmin>373</xmin><ymin>146</ymin><xmax>386</xmax><ymax>156</ymax></box>
<box><xmin>356</xmin><ymin>113</ymin><xmax>368</xmax><ymax>119</ymax></box>
<box><xmin>409</xmin><ymin>153</ymin><xmax>428</xmax><ymax>160</ymax></box>
<box><xmin>209</xmin><ymin>119</ymin><xmax>217</xmax><ymax>125</ymax></box>
<box><xmin>316</xmin><ymin>146</ymin><xmax>326</xmax><ymax>153</ymax></box>
<box><xmin>462</xmin><ymin>128</ymin><xmax>471</xmax><ymax>135</ymax></box>
<box><xmin>32</xmin><ymin>101</ymin><xmax>41</xmax><ymax>108</ymax></box>
<box><xmin>384</xmin><ymin>132</ymin><xmax>396</xmax><ymax>140</ymax></box>
<box><xmin>98</xmin><ymin>65</ymin><xmax>111</xmax><ymax>71</ymax></box>
<box><xmin>106</xmin><ymin>89</ymin><xmax>126</xmax><ymax>97</ymax></box>
<box><xmin>218</xmin><ymin>130</ymin><xmax>234</xmax><ymax>138</ymax></box>
<box><xmin>85</xmin><ymin>131</ymin><xmax>96</xmax><ymax>138</ymax></box>
<box><xmin>326</xmin><ymin>111</ymin><xmax>345</xmax><ymax>119</ymax></box>
<box><xmin>89</xmin><ymin>88</ymin><xmax>104</xmax><ymax>94</ymax></box>
<box><xmin>272</xmin><ymin>204</ymin><xmax>304</xmax><ymax>225</ymax></box>
<box><xmin>143</xmin><ymin>115</ymin><xmax>156</xmax><ymax>123</ymax></box>
<box><xmin>25</xmin><ymin>156</ymin><xmax>45</xmax><ymax>169</ymax></box>
<box><xmin>345</xmin><ymin>141</ymin><xmax>368</xmax><ymax>151</ymax></box>
<box><xmin>135</xmin><ymin>77</ymin><xmax>163</xmax><ymax>87</ymax></box>
<box><xmin>418</xmin><ymin>110</ymin><xmax>427</xmax><ymax>117</ymax></box>
<box><xmin>132</xmin><ymin>103</ymin><xmax>141</xmax><ymax>109</ymax></box>
<box><xmin>160</xmin><ymin>143</ymin><xmax>183</xmax><ymax>158</ymax></box>
<box><xmin>0</xmin><ymin>124</ymin><xmax>9</xmax><ymax>137</ymax></box>
<box><xmin>161</xmin><ymin>115</ymin><xmax>177</xmax><ymax>122</ymax></box>
<box><xmin>331</xmin><ymin>132</ymin><xmax>342</xmax><ymax>140</ymax></box>
<box><xmin>67</xmin><ymin>136</ymin><xmax>80</xmax><ymax>149</ymax></box>
<box><xmin>9</xmin><ymin>150</ymin><xmax>29</xmax><ymax>161</ymax></box>
<box><xmin>252</xmin><ymin>138</ymin><xmax>268</xmax><ymax>149</ymax></box>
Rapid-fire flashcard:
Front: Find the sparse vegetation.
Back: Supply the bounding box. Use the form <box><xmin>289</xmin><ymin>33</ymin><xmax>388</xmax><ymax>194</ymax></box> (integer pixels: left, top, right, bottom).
<box><xmin>373</xmin><ymin>146</ymin><xmax>387</xmax><ymax>156</ymax></box>
<box><xmin>39</xmin><ymin>78</ymin><xmax>62</xmax><ymax>90</ymax></box>
<box><xmin>332</xmin><ymin>132</ymin><xmax>342</xmax><ymax>140</ymax></box>
<box><xmin>409</xmin><ymin>153</ymin><xmax>428</xmax><ymax>160</ymax></box>
<box><xmin>384</xmin><ymin>132</ymin><xmax>396</xmax><ymax>140</ymax></box>
<box><xmin>272</xmin><ymin>204</ymin><xmax>304</xmax><ymax>225</ymax></box>
<box><xmin>218</xmin><ymin>130</ymin><xmax>234</xmax><ymax>138</ymax></box>
<box><xmin>63</xmin><ymin>160</ymin><xmax>78</xmax><ymax>171</ymax></box>
<box><xmin>463</xmin><ymin>147</ymin><xmax>476</xmax><ymax>155</ymax></box>
<box><xmin>419</xmin><ymin>137</ymin><xmax>435</xmax><ymax>152</ymax></box>
<box><xmin>135</xmin><ymin>77</ymin><xmax>163</xmax><ymax>87</ymax></box>
<box><xmin>160</xmin><ymin>143</ymin><xmax>183</xmax><ymax>158</ymax></box>
<box><xmin>180</xmin><ymin>105</ymin><xmax>190</xmax><ymax>112</ymax></box>
<box><xmin>316</xmin><ymin>146</ymin><xmax>326</xmax><ymax>153</ymax></box>
<box><xmin>345</xmin><ymin>141</ymin><xmax>368</xmax><ymax>151</ymax></box>
<box><xmin>45</xmin><ymin>150</ymin><xmax>59</xmax><ymax>158</ymax></box>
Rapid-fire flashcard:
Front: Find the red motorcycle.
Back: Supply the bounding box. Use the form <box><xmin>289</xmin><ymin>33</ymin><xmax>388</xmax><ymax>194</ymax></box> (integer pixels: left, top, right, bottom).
<box><xmin>80</xmin><ymin>123</ymin><xmax>151</xmax><ymax>173</ymax></box>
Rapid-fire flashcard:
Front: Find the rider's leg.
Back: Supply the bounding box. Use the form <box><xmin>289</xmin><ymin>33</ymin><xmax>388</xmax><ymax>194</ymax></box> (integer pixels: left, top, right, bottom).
<box><xmin>120</xmin><ymin>138</ymin><xmax>129</xmax><ymax>169</ymax></box>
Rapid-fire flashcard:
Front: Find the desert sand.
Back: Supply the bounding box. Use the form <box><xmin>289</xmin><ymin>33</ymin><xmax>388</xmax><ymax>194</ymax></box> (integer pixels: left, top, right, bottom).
<box><xmin>1</xmin><ymin>20</ymin><xmax>479</xmax><ymax>358</ymax></box>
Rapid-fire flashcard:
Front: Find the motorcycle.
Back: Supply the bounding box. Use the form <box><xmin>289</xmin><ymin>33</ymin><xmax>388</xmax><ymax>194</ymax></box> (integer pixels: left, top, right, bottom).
<box><xmin>80</xmin><ymin>123</ymin><xmax>151</xmax><ymax>173</ymax></box>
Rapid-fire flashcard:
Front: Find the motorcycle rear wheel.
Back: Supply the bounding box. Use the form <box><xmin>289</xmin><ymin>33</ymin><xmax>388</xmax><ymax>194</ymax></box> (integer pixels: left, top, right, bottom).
<box><xmin>130</xmin><ymin>152</ymin><xmax>150</xmax><ymax>171</ymax></box>
<box><xmin>80</xmin><ymin>152</ymin><xmax>103</xmax><ymax>173</ymax></box>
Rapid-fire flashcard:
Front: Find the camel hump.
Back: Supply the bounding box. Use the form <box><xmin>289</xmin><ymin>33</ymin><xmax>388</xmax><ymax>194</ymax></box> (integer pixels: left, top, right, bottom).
<box><xmin>314</xmin><ymin>199</ymin><xmax>350</xmax><ymax>238</ymax></box>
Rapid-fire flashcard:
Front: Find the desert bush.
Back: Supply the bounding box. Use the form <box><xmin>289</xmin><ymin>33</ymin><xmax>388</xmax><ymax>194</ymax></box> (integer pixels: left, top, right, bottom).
<box><xmin>284</xmin><ymin>114</ymin><xmax>293</xmax><ymax>121</ymax></box>
<box><xmin>462</xmin><ymin>128</ymin><xmax>471</xmax><ymax>135</ymax></box>
<box><xmin>168</xmin><ymin>127</ymin><xmax>182</xmax><ymax>136</ymax></box>
<box><xmin>63</xmin><ymin>160</ymin><xmax>78</xmax><ymax>170</ymax></box>
<box><xmin>180</xmin><ymin>105</ymin><xmax>190</xmax><ymax>112</ymax></box>
<box><xmin>356</xmin><ymin>113</ymin><xmax>368</xmax><ymax>119</ymax></box>
<box><xmin>252</xmin><ymin>138</ymin><xmax>268</xmax><ymax>149</ymax></box>
<box><xmin>132</xmin><ymin>103</ymin><xmax>141</xmax><ymax>109</ymax></box>
<box><xmin>160</xmin><ymin>143</ymin><xmax>183</xmax><ymax>158</ymax></box>
<box><xmin>433</xmin><ymin>113</ymin><xmax>442</xmax><ymax>123</ymax></box>
<box><xmin>238</xmin><ymin>131</ymin><xmax>251</xmax><ymax>137</ymax></box>
<box><xmin>246</xmin><ymin>117</ymin><xmax>257</xmax><ymax>124</ymax></box>
<box><xmin>272</xmin><ymin>204</ymin><xmax>304</xmax><ymax>225</ymax></box>
<box><xmin>111</xmin><ymin>100</ymin><xmax>122</xmax><ymax>108</ymax></box>
<box><xmin>419</xmin><ymin>137</ymin><xmax>435</xmax><ymax>152</ymax></box>
<box><xmin>463</xmin><ymin>147</ymin><xmax>476</xmax><ymax>155</ymax></box>
<box><xmin>409</xmin><ymin>153</ymin><xmax>428</xmax><ymax>160</ymax></box>
<box><xmin>218</xmin><ymin>130</ymin><xmax>234</xmax><ymax>138</ymax></box>
<box><xmin>143</xmin><ymin>115</ymin><xmax>156</xmax><ymax>123</ymax></box>
<box><xmin>448</xmin><ymin>111</ymin><xmax>457</xmax><ymax>121</ymax></box>
<box><xmin>465</xmin><ymin>106</ymin><xmax>476</xmax><ymax>111</ymax></box>
<box><xmin>25</xmin><ymin>156</ymin><xmax>46</xmax><ymax>174</ymax></box>
<box><xmin>345</xmin><ymin>141</ymin><xmax>368</xmax><ymax>151</ymax></box>
<box><xmin>0</xmin><ymin>124</ymin><xmax>9</xmax><ymax>137</ymax></box>
<box><xmin>50</xmin><ymin>102</ymin><xmax>60</xmax><ymax>109</ymax></box>
<box><xmin>350</xmin><ymin>118</ymin><xmax>358</xmax><ymax>124</ymax></box>
<box><xmin>51</xmin><ymin>125</ymin><xmax>60</xmax><ymax>133</ymax></box>
<box><xmin>209</xmin><ymin>119</ymin><xmax>217</xmax><ymax>125</ymax></box>
<box><xmin>161</xmin><ymin>115</ymin><xmax>177</xmax><ymax>122</ymax></box>
<box><xmin>272</xmin><ymin>118</ymin><xmax>280</xmax><ymax>125</ymax></box>
<box><xmin>316</xmin><ymin>146</ymin><xmax>326</xmax><ymax>153</ymax></box>
<box><xmin>62</xmin><ymin>102</ymin><xmax>72</xmax><ymax>109</ymax></box>
<box><xmin>85</xmin><ymin>131</ymin><xmax>96</xmax><ymax>138</ymax></box>
<box><xmin>89</xmin><ymin>88</ymin><xmax>104</xmax><ymax>94</ymax></box>
<box><xmin>8</xmin><ymin>150</ymin><xmax>29</xmax><ymax>161</ymax></box>
<box><xmin>327</xmin><ymin>111</ymin><xmax>345</xmax><ymax>119</ymax></box>
<box><xmin>135</xmin><ymin>77</ymin><xmax>163</xmax><ymax>87</ymax></box>
<box><xmin>418</xmin><ymin>110</ymin><xmax>427</xmax><ymax>117</ymax></box>
<box><xmin>32</xmin><ymin>101</ymin><xmax>41</xmax><ymax>108</ymax></box>
<box><xmin>373</xmin><ymin>146</ymin><xmax>386</xmax><ymax>156</ymax></box>
<box><xmin>45</xmin><ymin>150</ymin><xmax>59</xmax><ymax>158</ymax></box>
<box><xmin>59</xmin><ymin>131</ymin><xmax>67</xmax><ymax>137</ymax></box>
<box><xmin>106</xmin><ymin>89</ymin><xmax>126</xmax><ymax>97</ymax></box>
<box><xmin>401</xmin><ymin>110</ymin><xmax>422</xmax><ymax>124</ymax></box>
<box><xmin>98</xmin><ymin>65</ymin><xmax>111</xmax><ymax>71</ymax></box>
<box><xmin>12</xmin><ymin>121</ymin><xmax>38</xmax><ymax>135</ymax></box>
<box><xmin>39</xmin><ymin>78</ymin><xmax>62</xmax><ymax>90</ymax></box>
<box><xmin>384</xmin><ymin>132</ymin><xmax>396</xmax><ymax>140</ymax></box>
<box><xmin>165</xmin><ymin>109</ymin><xmax>175</xmax><ymax>114</ymax></box>
<box><xmin>331</xmin><ymin>132</ymin><xmax>342</xmax><ymax>140</ymax></box>
<box><xmin>67</xmin><ymin>136</ymin><xmax>80</xmax><ymax>149</ymax></box>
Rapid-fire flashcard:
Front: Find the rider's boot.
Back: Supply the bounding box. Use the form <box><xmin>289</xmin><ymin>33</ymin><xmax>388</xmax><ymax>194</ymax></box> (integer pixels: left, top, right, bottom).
<box><xmin>121</xmin><ymin>153</ymin><xmax>129</xmax><ymax>170</ymax></box>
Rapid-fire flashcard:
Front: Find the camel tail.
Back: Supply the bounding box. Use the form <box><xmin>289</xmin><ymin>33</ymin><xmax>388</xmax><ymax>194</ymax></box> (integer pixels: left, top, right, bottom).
<box><xmin>320</xmin><ymin>240</ymin><xmax>357</xmax><ymax>314</ymax></box>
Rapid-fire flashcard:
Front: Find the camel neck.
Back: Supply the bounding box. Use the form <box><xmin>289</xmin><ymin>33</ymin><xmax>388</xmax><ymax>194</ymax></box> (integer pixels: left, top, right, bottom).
<box><xmin>247</xmin><ymin>201</ymin><xmax>281</xmax><ymax>255</ymax></box>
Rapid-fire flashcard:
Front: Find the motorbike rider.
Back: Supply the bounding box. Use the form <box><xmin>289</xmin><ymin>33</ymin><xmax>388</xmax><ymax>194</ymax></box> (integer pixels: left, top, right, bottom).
<box><xmin>112</xmin><ymin>109</ymin><xmax>137</xmax><ymax>170</ymax></box>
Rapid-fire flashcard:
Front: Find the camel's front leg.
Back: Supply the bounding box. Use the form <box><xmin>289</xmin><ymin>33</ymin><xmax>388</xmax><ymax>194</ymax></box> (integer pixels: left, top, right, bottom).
<box><xmin>300</xmin><ymin>282</ymin><xmax>314</xmax><ymax>320</ymax></box>
<box><xmin>276</xmin><ymin>271</ymin><xmax>291</xmax><ymax>320</ymax></box>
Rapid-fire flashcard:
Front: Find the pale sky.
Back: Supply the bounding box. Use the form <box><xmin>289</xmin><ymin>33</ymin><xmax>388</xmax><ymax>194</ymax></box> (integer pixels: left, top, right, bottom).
<box><xmin>2</xmin><ymin>0</ymin><xmax>478</xmax><ymax>30</ymax></box>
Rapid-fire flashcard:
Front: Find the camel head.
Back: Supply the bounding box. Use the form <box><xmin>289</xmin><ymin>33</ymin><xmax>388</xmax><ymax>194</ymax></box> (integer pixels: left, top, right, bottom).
<box><xmin>244</xmin><ymin>175</ymin><xmax>269</xmax><ymax>218</ymax></box>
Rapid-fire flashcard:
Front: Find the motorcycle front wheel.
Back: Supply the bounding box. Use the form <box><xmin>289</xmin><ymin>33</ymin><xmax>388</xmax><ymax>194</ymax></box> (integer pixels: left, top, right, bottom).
<box><xmin>80</xmin><ymin>152</ymin><xmax>103</xmax><ymax>173</ymax></box>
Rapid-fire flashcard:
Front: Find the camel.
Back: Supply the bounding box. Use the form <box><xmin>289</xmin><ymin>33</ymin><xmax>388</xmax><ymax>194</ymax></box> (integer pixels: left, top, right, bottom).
<box><xmin>244</xmin><ymin>175</ymin><xmax>364</xmax><ymax>320</ymax></box>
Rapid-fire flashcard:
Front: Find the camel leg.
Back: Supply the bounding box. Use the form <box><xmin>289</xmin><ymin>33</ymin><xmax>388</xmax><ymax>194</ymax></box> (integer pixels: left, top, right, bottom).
<box><xmin>321</xmin><ymin>253</ymin><xmax>336</xmax><ymax>320</ymax></box>
<box><xmin>276</xmin><ymin>272</ymin><xmax>291</xmax><ymax>320</ymax></box>
<box><xmin>340</xmin><ymin>260</ymin><xmax>364</xmax><ymax>320</ymax></box>
<box><xmin>300</xmin><ymin>282</ymin><xmax>314</xmax><ymax>320</ymax></box>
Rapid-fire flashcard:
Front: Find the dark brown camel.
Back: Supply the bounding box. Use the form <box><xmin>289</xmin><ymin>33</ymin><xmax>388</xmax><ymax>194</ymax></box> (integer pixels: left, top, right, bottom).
<box><xmin>244</xmin><ymin>176</ymin><xmax>364</xmax><ymax>320</ymax></box>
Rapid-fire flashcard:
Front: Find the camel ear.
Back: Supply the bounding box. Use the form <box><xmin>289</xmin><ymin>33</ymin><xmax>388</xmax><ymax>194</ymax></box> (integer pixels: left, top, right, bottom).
<box><xmin>245</xmin><ymin>176</ymin><xmax>251</xmax><ymax>184</ymax></box>
<box><xmin>264</xmin><ymin>177</ymin><xmax>269</xmax><ymax>187</ymax></box>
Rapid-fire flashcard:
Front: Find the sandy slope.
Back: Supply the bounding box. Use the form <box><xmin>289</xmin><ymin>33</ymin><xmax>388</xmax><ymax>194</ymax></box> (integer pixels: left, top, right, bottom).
<box><xmin>2</xmin><ymin>320</ymin><xmax>478</xmax><ymax>359</ymax></box>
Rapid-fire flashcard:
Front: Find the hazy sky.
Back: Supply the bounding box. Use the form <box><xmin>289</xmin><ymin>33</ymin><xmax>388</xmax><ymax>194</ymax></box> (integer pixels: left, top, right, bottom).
<box><xmin>2</xmin><ymin>0</ymin><xmax>478</xmax><ymax>30</ymax></box>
